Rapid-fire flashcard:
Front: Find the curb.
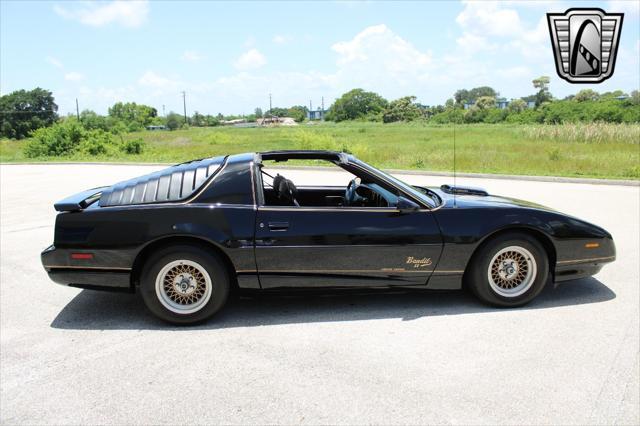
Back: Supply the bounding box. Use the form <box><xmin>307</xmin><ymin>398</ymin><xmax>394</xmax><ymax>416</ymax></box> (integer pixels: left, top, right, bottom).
<box><xmin>1</xmin><ymin>162</ymin><xmax>638</xmax><ymax>187</ymax></box>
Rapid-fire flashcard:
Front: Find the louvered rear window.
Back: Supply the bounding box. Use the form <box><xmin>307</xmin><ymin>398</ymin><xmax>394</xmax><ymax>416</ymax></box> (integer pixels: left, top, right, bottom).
<box><xmin>99</xmin><ymin>156</ymin><xmax>226</xmax><ymax>207</ymax></box>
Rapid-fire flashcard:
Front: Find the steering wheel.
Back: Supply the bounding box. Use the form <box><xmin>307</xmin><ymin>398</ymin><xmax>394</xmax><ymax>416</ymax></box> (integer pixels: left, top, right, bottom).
<box><xmin>344</xmin><ymin>178</ymin><xmax>365</xmax><ymax>206</ymax></box>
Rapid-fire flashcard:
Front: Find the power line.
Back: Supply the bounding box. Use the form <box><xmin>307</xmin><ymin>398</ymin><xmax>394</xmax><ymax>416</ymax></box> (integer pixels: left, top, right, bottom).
<box><xmin>0</xmin><ymin>110</ymin><xmax>58</xmax><ymax>114</ymax></box>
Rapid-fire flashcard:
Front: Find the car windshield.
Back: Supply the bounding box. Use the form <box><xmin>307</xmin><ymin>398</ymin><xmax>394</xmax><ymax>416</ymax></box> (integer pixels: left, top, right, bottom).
<box><xmin>352</xmin><ymin>159</ymin><xmax>438</xmax><ymax>208</ymax></box>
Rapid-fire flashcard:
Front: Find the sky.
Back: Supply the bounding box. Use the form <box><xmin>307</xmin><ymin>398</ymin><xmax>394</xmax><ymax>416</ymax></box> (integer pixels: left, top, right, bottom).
<box><xmin>1</xmin><ymin>0</ymin><xmax>639</xmax><ymax>116</ymax></box>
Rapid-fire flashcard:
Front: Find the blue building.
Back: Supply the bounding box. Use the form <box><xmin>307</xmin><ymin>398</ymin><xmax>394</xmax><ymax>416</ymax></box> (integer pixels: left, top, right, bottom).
<box><xmin>307</xmin><ymin>108</ymin><xmax>328</xmax><ymax>120</ymax></box>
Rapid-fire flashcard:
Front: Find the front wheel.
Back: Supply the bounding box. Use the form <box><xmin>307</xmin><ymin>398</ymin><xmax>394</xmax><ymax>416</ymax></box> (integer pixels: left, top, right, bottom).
<box><xmin>466</xmin><ymin>233</ymin><xmax>549</xmax><ymax>307</ymax></box>
<box><xmin>140</xmin><ymin>245</ymin><xmax>230</xmax><ymax>324</ymax></box>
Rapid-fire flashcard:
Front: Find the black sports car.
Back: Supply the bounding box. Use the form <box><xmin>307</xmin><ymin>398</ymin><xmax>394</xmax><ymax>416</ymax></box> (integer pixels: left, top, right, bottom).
<box><xmin>41</xmin><ymin>150</ymin><xmax>615</xmax><ymax>324</ymax></box>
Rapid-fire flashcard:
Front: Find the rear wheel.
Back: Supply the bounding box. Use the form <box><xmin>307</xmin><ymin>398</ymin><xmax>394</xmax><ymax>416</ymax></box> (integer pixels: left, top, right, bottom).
<box><xmin>467</xmin><ymin>233</ymin><xmax>549</xmax><ymax>307</ymax></box>
<box><xmin>140</xmin><ymin>245</ymin><xmax>230</xmax><ymax>324</ymax></box>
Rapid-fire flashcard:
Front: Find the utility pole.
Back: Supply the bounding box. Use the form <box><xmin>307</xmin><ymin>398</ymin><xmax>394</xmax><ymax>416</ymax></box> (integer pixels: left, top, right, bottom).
<box><xmin>162</xmin><ymin>104</ymin><xmax>166</xmax><ymax>117</ymax></box>
<box><xmin>309</xmin><ymin>99</ymin><xmax>312</xmax><ymax>120</ymax></box>
<box><xmin>181</xmin><ymin>91</ymin><xmax>187</xmax><ymax>123</ymax></box>
<box><xmin>321</xmin><ymin>96</ymin><xmax>325</xmax><ymax>121</ymax></box>
<box><xmin>75</xmin><ymin>98</ymin><xmax>80</xmax><ymax>120</ymax></box>
<box><xmin>269</xmin><ymin>93</ymin><xmax>272</xmax><ymax>115</ymax></box>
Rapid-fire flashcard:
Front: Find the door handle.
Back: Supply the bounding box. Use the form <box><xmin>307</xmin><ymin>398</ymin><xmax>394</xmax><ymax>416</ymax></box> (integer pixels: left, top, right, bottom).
<box><xmin>268</xmin><ymin>221</ymin><xmax>289</xmax><ymax>231</ymax></box>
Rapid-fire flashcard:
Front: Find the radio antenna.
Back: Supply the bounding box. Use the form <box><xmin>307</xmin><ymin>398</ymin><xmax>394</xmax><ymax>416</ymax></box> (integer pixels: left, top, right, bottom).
<box><xmin>453</xmin><ymin>121</ymin><xmax>457</xmax><ymax>208</ymax></box>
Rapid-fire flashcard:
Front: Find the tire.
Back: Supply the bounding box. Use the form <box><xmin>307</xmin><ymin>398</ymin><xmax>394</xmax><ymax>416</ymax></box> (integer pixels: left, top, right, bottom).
<box><xmin>466</xmin><ymin>233</ymin><xmax>549</xmax><ymax>307</ymax></box>
<box><xmin>140</xmin><ymin>245</ymin><xmax>230</xmax><ymax>324</ymax></box>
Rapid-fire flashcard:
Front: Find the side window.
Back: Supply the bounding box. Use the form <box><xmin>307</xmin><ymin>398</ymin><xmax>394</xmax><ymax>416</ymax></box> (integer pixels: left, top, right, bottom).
<box><xmin>197</xmin><ymin>161</ymin><xmax>254</xmax><ymax>205</ymax></box>
<box><xmin>260</xmin><ymin>159</ymin><xmax>354</xmax><ymax>207</ymax></box>
<box><xmin>259</xmin><ymin>159</ymin><xmax>398</xmax><ymax>208</ymax></box>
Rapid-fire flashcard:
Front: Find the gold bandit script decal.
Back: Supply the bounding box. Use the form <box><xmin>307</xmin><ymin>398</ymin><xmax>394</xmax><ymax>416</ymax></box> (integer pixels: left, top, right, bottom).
<box><xmin>406</xmin><ymin>256</ymin><xmax>432</xmax><ymax>268</ymax></box>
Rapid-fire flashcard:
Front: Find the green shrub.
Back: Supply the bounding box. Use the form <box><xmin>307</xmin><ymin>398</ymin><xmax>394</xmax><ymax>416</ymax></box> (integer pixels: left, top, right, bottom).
<box><xmin>484</xmin><ymin>108</ymin><xmax>508</xmax><ymax>123</ymax></box>
<box><xmin>24</xmin><ymin>119</ymin><xmax>85</xmax><ymax>157</ymax></box>
<box><xmin>120</xmin><ymin>138</ymin><xmax>145</xmax><ymax>154</ymax></box>
<box><xmin>80</xmin><ymin>130</ymin><xmax>116</xmax><ymax>155</ymax></box>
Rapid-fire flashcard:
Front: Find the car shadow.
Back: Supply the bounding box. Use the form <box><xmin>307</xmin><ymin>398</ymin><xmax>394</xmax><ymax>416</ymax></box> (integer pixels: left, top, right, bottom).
<box><xmin>50</xmin><ymin>277</ymin><xmax>616</xmax><ymax>331</ymax></box>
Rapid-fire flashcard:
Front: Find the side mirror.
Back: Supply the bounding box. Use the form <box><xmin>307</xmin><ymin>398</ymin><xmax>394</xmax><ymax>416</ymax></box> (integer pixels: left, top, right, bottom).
<box><xmin>396</xmin><ymin>196</ymin><xmax>420</xmax><ymax>213</ymax></box>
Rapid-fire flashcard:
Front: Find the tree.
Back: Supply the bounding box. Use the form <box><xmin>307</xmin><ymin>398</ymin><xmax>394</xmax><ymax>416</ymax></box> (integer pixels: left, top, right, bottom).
<box><xmin>475</xmin><ymin>96</ymin><xmax>496</xmax><ymax>110</ymax></box>
<box><xmin>79</xmin><ymin>109</ymin><xmax>109</xmax><ymax>131</ymax></box>
<box><xmin>382</xmin><ymin>96</ymin><xmax>423</xmax><ymax>123</ymax></box>
<box><xmin>191</xmin><ymin>111</ymin><xmax>205</xmax><ymax>126</ymax></box>
<box><xmin>508</xmin><ymin>99</ymin><xmax>527</xmax><ymax>113</ymax></box>
<box><xmin>454</xmin><ymin>87</ymin><xmax>498</xmax><ymax>105</ymax></box>
<box><xmin>532</xmin><ymin>76</ymin><xmax>552</xmax><ymax>106</ymax></box>
<box><xmin>326</xmin><ymin>88</ymin><xmax>388</xmax><ymax>122</ymax></box>
<box><xmin>108</xmin><ymin>102</ymin><xmax>157</xmax><ymax>129</ymax></box>
<box><xmin>454</xmin><ymin>89</ymin><xmax>470</xmax><ymax>105</ymax></box>
<box><xmin>287</xmin><ymin>105</ymin><xmax>308</xmax><ymax>122</ymax></box>
<box><xmin>254</xmin><ymin>107</ymin><xmax>263</xmax><ymax>118</ymax></box>
<box><xmin>445</xmin><ymin>98</ymin><xmax>455</xmax><ymax>109</ymax></box>
<box><xmin>165</xmin><ymin>112</ymin><xmax>182</xmax><ymax>130</ymax></box>
<box><xmin>574</xmin><ymin>89</ymin><xmax>600</xmax><ymax>102</ymax></box>
<box><xmin>469</xmin><ymin>87</ymin><xmax>498</xmax><ymax>102</ymax></box>
<box><xmin>266</xmin><ymin>107</ymin><xmax>288</xmax><ymax>117</ymax></box>
<box><xmin>0</xmin><ymin>88</ymin><xmax>58</xmax><ymax>139</ymax></box>
<box><xmin>532</xmin><ymin>76</ymin><xmax>550</xmax><ymax>92</ymax></box>
<box><xmin>600</xmin><ymin>90</ymin><xmax>626</xmax><ymax>100</ymax></box>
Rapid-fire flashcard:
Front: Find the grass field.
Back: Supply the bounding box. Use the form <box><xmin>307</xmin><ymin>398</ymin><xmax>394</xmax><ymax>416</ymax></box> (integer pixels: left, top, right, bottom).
<box><xmin>1</xmin><ymin>122</ymin><xmax>638</xmax><ymax>179</ymax></box>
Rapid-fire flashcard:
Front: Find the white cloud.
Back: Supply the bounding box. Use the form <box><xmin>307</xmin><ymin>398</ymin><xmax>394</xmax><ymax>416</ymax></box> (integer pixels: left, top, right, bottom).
<box><xmin>53</xmin><ymin>0</ymin><xmax>149</xmax><ymax>28</ymax></box>
<box><xmin>46</xmin><ymin>56</ymin><xmax>64</xmax><ymax>69</ymax></box>
<box><xmin>182</xmin><ymin>50</ymin><xmax>203</xmax><ymax>62</ymax></box>
<box><xmin>234</xmin><ymin>48</ymin><xmax>267</xmax><ymax>70</ymax></box>
<box><xmin>456</xmin><ymin>1</ymin><xmax>522</xmax><ymax>37</ymax></box>
<box><xmin>455</xmin><ymin>2</ymin><xmax>551</xmax><ymax>62</ymax></box>
<box><xmin>332</xmin><ymin>24</ymin><xmax>431</xmax><ymax>71</ymax></box>
<box><xmin>138</xmin><ymin>71</ymin><xmax>181</xmax><ymax>88</ymax></box>
<box><xmin>273</xmin><ymin>34</ymin><xmax>291</xmax><ymax>44</ymax></box>
<box><xmin>456</xmin><ymin>32</ymin><xmax>496</xmax><ymax>52</ymax></box>
<box><xmin>64</xmin><ymin>72</ymin><xmax>85</xmax><ymax>81</ymax></box>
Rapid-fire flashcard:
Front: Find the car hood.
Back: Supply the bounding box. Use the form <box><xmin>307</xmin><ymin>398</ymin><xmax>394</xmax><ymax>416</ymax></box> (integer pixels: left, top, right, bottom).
<box><xmin>428</xmin><ymin>185</ymin><xmax>557</xmax><ymax>212</ymax></box>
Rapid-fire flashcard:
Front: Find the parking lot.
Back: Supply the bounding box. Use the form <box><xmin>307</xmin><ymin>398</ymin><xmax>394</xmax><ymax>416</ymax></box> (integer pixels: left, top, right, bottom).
<box><xmin>1</xmin><ymin>164</ymin><xmax>638</xmax><ymax>425</ymax></box>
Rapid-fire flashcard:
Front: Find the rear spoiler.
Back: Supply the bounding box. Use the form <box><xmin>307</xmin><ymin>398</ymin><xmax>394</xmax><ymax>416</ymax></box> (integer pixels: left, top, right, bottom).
<box><xmin>54</xmin><ymin>187</ymin><xmax>107</xmax><ymax>212</ymax></box>
<box><xmin>440</xmin><ymin>184</ymin><xmax>489</xmax><ymax>196</ymax></box>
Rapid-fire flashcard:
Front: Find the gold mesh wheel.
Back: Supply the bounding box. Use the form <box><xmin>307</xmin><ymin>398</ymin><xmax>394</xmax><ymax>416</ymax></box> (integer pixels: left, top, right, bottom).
<box><xmin>155</xmin><ymin>259</ymin><xmax>212</xmax><ymax>314</ymax></box>
<box><xmin>487</xmin><ymin>246</ymin><xmax>537</xmax><ymax>298</ymax></box>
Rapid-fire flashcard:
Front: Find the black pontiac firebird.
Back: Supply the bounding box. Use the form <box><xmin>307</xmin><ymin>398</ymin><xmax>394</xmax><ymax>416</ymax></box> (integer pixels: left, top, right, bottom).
<box><xmin>41</xmin><ymin>150</ymin><xmax>615</xmax><ymax>324</ymax></box>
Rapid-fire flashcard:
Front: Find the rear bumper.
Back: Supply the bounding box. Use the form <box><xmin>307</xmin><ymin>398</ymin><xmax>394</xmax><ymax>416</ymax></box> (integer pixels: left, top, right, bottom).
<box><xmin>42</xmin><ymin>245</ymin><xmax>132</xmax><ymax>291</ymax></box>
<box><xmin>47</xmin><ymin>269</ymin><xmax>131</xmax><ymax>291</ymax></box>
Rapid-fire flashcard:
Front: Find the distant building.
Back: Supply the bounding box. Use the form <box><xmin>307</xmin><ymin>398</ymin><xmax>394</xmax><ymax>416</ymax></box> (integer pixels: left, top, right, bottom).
<box><xmin>307</xmin><ymin>108</ymin><xmax>328</xmax><ymax>120</ymax></box>
<box><xmin>526</xmin><ymin>100</ymin><xmax>536</xmax><ymax>109</ymax></box>
<box><xmin>146</xmin><ymin>125</ymin><xmax>166</xmax><ymax>131</ymax></box>
<box><xmin>496</xmin><ymin>98</ymin><xmax>509</xmax><ymax>109</ymax></box>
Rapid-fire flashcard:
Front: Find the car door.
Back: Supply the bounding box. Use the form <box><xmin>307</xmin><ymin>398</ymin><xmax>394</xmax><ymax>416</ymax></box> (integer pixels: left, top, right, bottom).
<box><xmin>254</xmin><ymin>205</ymin><xmax>443</xmax><ymax>289</ymax></box>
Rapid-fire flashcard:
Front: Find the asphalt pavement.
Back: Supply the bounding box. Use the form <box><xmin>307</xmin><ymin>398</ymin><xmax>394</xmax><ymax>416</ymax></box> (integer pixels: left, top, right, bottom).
<box><xmin>1</xmin><ymin>164</ymin><xmax>638</xmax><ymax>425</ymax></box>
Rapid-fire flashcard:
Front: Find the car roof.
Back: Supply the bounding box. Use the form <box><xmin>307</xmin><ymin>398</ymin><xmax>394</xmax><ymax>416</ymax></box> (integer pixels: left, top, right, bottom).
<box><xmin>257</xmin><ymin>150</ymin><xmax>349</xmax><ymax>163</ymax></box>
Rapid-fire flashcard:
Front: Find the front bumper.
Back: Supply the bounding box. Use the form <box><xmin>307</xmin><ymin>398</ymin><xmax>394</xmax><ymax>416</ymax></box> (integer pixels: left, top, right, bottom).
<box><xmin>554</xmin><ymin>256</ymin><xmax>614</xmax><ymax>282</ymax></box>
